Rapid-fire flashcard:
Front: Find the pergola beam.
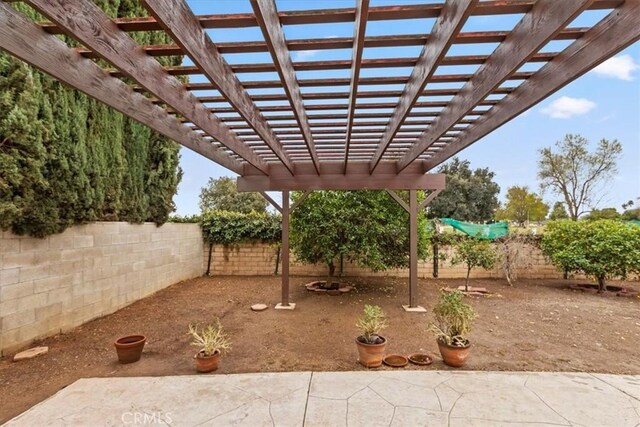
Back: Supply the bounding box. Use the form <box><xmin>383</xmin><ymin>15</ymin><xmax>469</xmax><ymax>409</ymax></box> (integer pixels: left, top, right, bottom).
<box><xmin>36</xmin><ymin>1</ymin><xmax>621</xmax><ymax>33</ymax></box>
<box><xmin>25</xmin><ymin>0</ymin><xmax>269</xmax><ymax>175</ymax></box>
<box><xmin>343</xmin><ymin>0</ymin><xmax>370</xmax><ymax>173</ymax></box>
<box><xmin>141</xmin><ymin>0</ymin><xmax>294</xmax><ymax>174</ymax></box>
<box><xmin>424</xmin><ymin>0</ymin><xmax>640</xmax><ymax>171</ymax></box>
<box><xmin>251</xmin><ymin>0</ymin><xmax>320</xmax><ymax>174</ymax></box>
<box><xmin>369</xmin><ymin>0</ymin><xmax>477</xmax><ymax>173</ymax></box>
<box><xmin>0</xmin><ymin>2</ymin><xmax>243</xmax><ymax>175</ymax></box>
<box><xmin>397</xmin><ymin>0</ymin><xmax>595</xmax><ymax>171</ymax></box>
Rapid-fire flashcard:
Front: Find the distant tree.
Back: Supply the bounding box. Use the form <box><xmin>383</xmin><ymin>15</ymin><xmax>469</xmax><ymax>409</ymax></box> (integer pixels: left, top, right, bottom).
<box><xmin>584</xmin><ymin>207</ymin><xmax>621</xmax><ymax>221</ymax></box>
<box><xmin>291</xmin><ymin>191</ymin><xmax>430</xmax><ymax>287</ymax></box>
<box><xmin>495</xmin><ymin>186</ymin><xmax>549</xmax><ymax>225</ymax></box>
<box><xmin>541</xmin><ymin>220</ymin><xmax>640</xmax><ymax>292</ymax></box>
<box><xmin>451</xmin><ymin>237</ymin><xmax>498</xmax><ymax>292</ymax></box>
<box><xmin>622</xmin><ymin>199</ymin><xmax>635</xmax><ymax>211</ymax></box>
<box><xmin>549</xmin><ymin>202</ymin><xmax>569</xmax><ymax>220</ymax></box>
<box><xmin>199</xmin><ymin>177</ymin><xmax>267</xmax><ymax>214</ymax></box>
<box><xmin>622</xmin><ymin>208</ymin><xmax>640</xmax><ymax>221</ymax></box>
<box><xmin>428</xmin><ymin>158</ymin><xmax>500</xmax><ymax>222</ymax></box>
<box><xmin>538</xmin><ymin>134</ymin><xmax>622</xmax><ymax>220</ymax></box>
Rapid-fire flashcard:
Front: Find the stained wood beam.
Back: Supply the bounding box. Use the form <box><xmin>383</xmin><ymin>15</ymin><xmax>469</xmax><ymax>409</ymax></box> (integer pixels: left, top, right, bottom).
<box><xmin>397</xmin><ymin>0</ymin><xmax>595</xmax><ymax>171</ymax></box>
<box><xmin>369</xmin><ymin>0</ymin><xmax>476</xmax><ymax>173</ymax></box>
<box><xmin>0</xmin><ymin>2</ymin><xmax>243</xmax><ymax>175</ymax></box>
<box><xmin>74</xmin><ymin>28</ymin><xmax>589</xmax><ymax>59</ymax></box>
<box><xmin>251</xmin><ymin>0</ymin><xmax>320</xmax><ymax>174</ymax></box>
<box><xmin>141</xmin><ymin>0</ymin><xmax>293</xmax><ymax>174</ymax></box>
<box><xmin>343</xmin><ymin>0</ymin><xmax>370</xmax><ymax>173</ymax></box>
<box><xmin>25</xmin><ymin>0</ymin><xmax>269</xmax><ymax>175</ymax></box>
<box><xmin>386</xmin><ymin>190</ymin><xmax>409</xmax><ymax>213</ymax></box>
<box><xmin>424</xmin><ymin>0</ymin><xmax>640</xmax><ymax>171</ymax></box>
<box><xmin>36</xmin><ymin>1</ymin><xmax>621</xmax><ymax>33</ymax></box>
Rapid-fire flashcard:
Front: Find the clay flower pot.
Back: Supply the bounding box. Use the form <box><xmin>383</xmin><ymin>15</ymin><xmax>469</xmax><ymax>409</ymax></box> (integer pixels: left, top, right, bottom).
<box><xmin>194</xmin><ymin>349</ymin><xmax>221</xmax><ymax>373</ymax></box>
<box><xmin>355</xmin><ymin>336</ymin><xmax>386</xmax><ymax>368</ymax></box>
<box><xmin>114</xmin><ymin>335</ymin><xmax>146</xmax><ymax>364</ymax></box>
<box><xmin>437</xmin><ymin>339</ymin><xmax>470</xmax><ymax>367</ymax></box>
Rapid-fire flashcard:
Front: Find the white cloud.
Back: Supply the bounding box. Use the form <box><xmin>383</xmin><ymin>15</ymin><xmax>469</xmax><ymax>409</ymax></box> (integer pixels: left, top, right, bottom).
<box><xmin>592</xmin><ymin>54</ymin><xmax>640</xmax><ymax>81</ymax></box>
<box><xmin>293</xmin><ymin>50</ymin><xmax>319</xmax><ymax>62</ymax></box>
<box><xmin>540</xmin><ymin>96</ymin><xmax>596</xmax><ymax>119</ymax></box>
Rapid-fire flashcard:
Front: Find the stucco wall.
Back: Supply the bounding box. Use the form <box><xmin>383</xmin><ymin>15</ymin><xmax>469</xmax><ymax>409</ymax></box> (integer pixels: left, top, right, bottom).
<box><xmin>0</xmin><ymin>223</ymin><xmax>203</xmax><ymax>355</ymax></box>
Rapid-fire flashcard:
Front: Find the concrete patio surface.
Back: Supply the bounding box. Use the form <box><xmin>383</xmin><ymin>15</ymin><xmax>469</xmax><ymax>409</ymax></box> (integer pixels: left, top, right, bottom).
<box><xmin>4</xmin><ymin>371</ymin><xmax>640</xmax><ymax>426</ymax></box>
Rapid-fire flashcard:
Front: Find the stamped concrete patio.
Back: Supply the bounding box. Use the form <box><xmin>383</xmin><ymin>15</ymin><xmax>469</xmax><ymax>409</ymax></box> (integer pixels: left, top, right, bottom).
<box><xmin>5</xmin><ymin>371</ymin><xmax>640</xmax><ymax>426</ymax></box>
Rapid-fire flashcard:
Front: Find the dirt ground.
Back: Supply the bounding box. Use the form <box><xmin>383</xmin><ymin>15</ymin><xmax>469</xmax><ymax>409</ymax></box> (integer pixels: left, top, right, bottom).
<box><xmin>1</xmin><ymin>275</ymin><xmax>639</xmax><ymax>423</ymax></box>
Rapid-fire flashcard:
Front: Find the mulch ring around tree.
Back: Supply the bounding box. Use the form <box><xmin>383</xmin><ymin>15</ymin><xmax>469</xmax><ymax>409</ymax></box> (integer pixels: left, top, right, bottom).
<box><xmin>305</xmin><ymin>281</ymin><xmax>353</xmax><ymax>295</ymax></box>
<box><xmin>443</xmin><ymin>286</ymin><xmax>501</xmax><ymax>297</ymax></box>
<box><xmin>569</xmin><ymin>283</ymin><xmax>639</xmax><ymax>298</ymax></box>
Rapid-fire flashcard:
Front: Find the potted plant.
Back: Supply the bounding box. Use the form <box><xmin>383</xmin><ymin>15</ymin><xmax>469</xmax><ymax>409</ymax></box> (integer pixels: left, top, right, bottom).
<box><xmin>355</xmin><ymin>305</ymin><xmax>388</xmax><ymax>368</ymax></box>
<box><xmin>188</xmin><ymin>320</ymin><xmax>231</xmax><ymax>373</ymax></box>
<box><xmin>430</xmin><ymin>290</ymin><xmax>476</xmax><ymax>367</ymax></box>
<box><xmin>114</xmin><ymin>334</ymin><xmax>146</xmax><ymax>364</ymax></box>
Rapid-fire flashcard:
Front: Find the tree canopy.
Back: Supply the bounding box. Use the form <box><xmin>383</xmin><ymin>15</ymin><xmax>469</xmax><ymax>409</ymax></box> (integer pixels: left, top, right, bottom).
<box><xmin>495</xmin><ymin>186</ymin><xmax>549</xmax><ymax>224</ymax></box>
<box><xmin>427</xmin><ymin>158</ymin><xmax>500</xmax><ymax>222</ymax></box>
<box><xmin>290</xmin><ymin>191</ymin><xmax>430</xmax><ymax>282</ymax></box>
<box><xmin>549</xmin><ymin>202</ymin><xmax>569</xmax><ymax>220</ymax></box>
<box><xmin>0</xmin><ymin>1</ymin><xmax>182</xmax><ymax>237</ymax></box>
<box><xmin>584</xmin><ymin>207</ymin><xmax>621</xmax><ymax>221</ymax></box>
<box><xmin>198</xmin><ymin>177</ymin><xmax>267</xmax><ymax>214</ymax></box>
<box><xmin>541</xmin><ymin>220</ymin><xmax>640</xmax><ymax>291</ymax></box>
<box><xmin>451</xmin><ymin>237</ymin><xmax>498</xmax><ymax>291</ymax></box>
<box><xmin>538</xmin><ymin>134</ymin><xmax>622</xmax><ymax>220</ymax></box>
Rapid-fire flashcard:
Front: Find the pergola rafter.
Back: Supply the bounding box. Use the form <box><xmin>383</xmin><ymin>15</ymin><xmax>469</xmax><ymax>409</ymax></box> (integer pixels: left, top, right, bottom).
<box><xmin>397</xmin><ymin>0</ymin><xmax>596</xmax><ymax>171</ymax></box>
<box><xmin>141</xmin><ymin>0</ymin><xmax>295</xmax><ymax>174</ymax></box>
<box><xmin>1</xmin><ymin>0</ymin><xmax>637</xmax><ymax>309</ymax></box>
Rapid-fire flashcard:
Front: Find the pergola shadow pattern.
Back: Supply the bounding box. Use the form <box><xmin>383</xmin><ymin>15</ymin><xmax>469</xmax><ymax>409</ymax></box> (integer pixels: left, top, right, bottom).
<box><xmin>1</xmin><ymin>0</ymin><xmax>639</xmax><ymax>307</ymax></box>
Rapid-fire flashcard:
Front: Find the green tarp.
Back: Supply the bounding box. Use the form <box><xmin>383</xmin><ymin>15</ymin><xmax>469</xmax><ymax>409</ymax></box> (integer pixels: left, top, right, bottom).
<box><xmin>439</xmin><ymin>218</ymin><xmax>509</xmax><ymax>240</ymax></box>
<box><xmin>629</xmin><ymin>220</ymin><xmax>640</xmax><ymax>227</ymax></box>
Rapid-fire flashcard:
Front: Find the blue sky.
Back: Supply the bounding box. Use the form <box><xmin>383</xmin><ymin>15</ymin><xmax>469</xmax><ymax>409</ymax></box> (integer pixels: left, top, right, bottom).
<box><xmin>174</xmin><ymin>0</ymin><xmax>640</xmax><ymax>215</ymax></box>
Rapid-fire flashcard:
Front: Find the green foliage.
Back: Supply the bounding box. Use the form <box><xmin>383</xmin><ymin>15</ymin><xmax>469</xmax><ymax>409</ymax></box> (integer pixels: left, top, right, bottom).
<box><xmin>199</xmin><ymin>177</ymin><xmax>267</xmax><ymax>214</ymax></box>
<box><xmin>200</xmin><ymin>210</ymin><xmax>281</xmax><ymax>245</ymax></box>
<box><xmin>0</xmin><ymin>2</ymin><xmax>182</xmax><ymax>237</ymax></box>
<box><xmin>356</xmin><ymin>305</ymin><xmax>388</xmax><ymax>344</ymax></box>
<box><xmin>168</xmin><ymin>214</ymin><xmax>202</xmax><ymax>223</ymax></box>
<box><xmin>451</xmin><ymin>236</ymin><xmax>498</xmax><ymax>290</ymax></box>
<box><xmin>585</xmin><ymin>207</ymin><xmax>621</xmax><ymax>221</ymax></box>
<box><xmin>549</xmin><ymin>202</ymin><xmax>569</xmax><ymax>220</ymax></box>
<box><xmin>541</xmin><ymin>220</ymin><xmax>640</xmax><ymax>291</ymax></box>
<box><xmin>430</xmin><ymin>290</ymin><xmax>476</xmax><ymax>347</ymax></box>
<box><xmin>428</xmin><ymin>158</ymin><xmax>500</xmax><ymax>222</ymax></box>
<box><xmin>290</xmin><ymin>191</ymin><xmax>430</xmax><ymax>279</ymax></box>
<box><xmin>495</xmin><ymin>186</ymin><xmax>549</xmax><ymax>224</ymax></box>
<box><xmin>622</xmin><ymin>208</ymin><xmax>640</xmax><ymax>221</ymax></box>
<box><xmin>538</xmin><ymin>134</ymin><xmax>622</xmax><ymax>220</ymax></box>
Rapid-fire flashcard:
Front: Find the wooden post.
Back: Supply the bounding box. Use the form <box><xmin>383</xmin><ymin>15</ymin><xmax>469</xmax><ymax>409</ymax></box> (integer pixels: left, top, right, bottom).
<box><xmin>275</xmin><ymin>190</ymin><xmax>295</xmax><ymax>309</ymax></box>
<box><xmin>403</xmin><ymin>190</ymin><xmax>426</xmax><ymax>312</ymax></box>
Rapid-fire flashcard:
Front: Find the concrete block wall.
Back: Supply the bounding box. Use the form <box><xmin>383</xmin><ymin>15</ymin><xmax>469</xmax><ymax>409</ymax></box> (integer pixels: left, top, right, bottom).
<box><xmin>202</xmin><ymin>241</ymin><xmax>566</xmax><ymax>280</ymax></box>
<box><xmin>1</xmin><ymin>223</ymin><xmax>203</xmax><ymax>355</ymax></box>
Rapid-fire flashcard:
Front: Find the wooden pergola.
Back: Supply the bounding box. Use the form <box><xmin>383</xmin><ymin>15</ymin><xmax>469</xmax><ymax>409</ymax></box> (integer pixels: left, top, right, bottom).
<box><xmin>1</xmin><ymin>0</ymin><xmax>638</xmax><ymax>310</ymax></box>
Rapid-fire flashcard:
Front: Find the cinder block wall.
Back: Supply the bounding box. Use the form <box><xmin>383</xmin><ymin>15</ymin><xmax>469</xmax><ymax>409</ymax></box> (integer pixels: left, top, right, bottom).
<box><xmin>0</xmin><ymin>223</ymin><xmax>203</xmax><ymax>355</ymax></box>
<box><xmin>202</xmin><ymin>241</ymin><xmax>565</xmax><ymax>280</ymax></box>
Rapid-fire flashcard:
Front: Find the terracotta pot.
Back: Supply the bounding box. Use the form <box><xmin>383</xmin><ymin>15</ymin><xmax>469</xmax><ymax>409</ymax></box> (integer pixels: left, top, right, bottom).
<box><xmin>355</xmin><ymin>336</ymin><xmax>386</xmax><ymax>368</ymax></box>
<box><xmin>437</xmin><ymin>339</ymin><xmax>471</xmax><ymax>367</ymax></box>
<box><xmin>194</xmin><ymin>350</ymin><xmax>221</xmax><ymax>373</ymax></box>
<box><xmin>114</xmin><ymin>335</ymin><xmax>146</xmax><ymax>364</ymax></box>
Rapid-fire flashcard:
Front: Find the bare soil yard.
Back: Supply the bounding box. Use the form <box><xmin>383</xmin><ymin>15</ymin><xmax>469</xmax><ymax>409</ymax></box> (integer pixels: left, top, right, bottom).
<box><xmin>1</xmin><ymin>276</ymin><xmax>639</xmax><ymax>423</ymax></box>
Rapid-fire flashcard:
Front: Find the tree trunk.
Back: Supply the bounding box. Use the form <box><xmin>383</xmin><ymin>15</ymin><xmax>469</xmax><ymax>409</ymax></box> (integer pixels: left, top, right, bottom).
<box><xmin>597</xmin><ymin>275</ymin><xmax>607</xmax><ymax>293</ymax></box>
<box><xmin>432</xmin><ymin>240</ymin><xmax>439</xmax><ymax>278</ymax></box>
<box><xmin>205</xmin><ymin>242</ymin><xmax>214</xmax><ymax>277</ymax></box>
<box><xmin>326</xmin><ymin>261</ymin><xmax>337</xmax><ymax>289</ymax></box>
<box><xmin>465</xmin><ymin>267</ymin><xmax>471</xmax><ymax>292</ymax></box>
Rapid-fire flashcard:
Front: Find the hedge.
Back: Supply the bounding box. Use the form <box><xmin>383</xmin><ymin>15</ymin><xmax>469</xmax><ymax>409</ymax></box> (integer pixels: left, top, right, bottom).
<box><xmin>200</xmin><ymin>210</ymin><xmax>281</xmax><ymax>245</ymax></box>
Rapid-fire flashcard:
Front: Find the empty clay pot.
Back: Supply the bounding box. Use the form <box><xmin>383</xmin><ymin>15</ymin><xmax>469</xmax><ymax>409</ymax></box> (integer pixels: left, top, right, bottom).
<box><xmin>355</xmin><ymin>336</ymin><xmax>386</xmax><ymax>368</ymax></box>
<box><xmin>437</xmin><ymin>339</ymin><xmax>471</xmax><ymax>367</ymax></box>
<box><xmin>194</xmin><ymin>350</ymin><xmax>221</xmax><ymax>373</ymax></box>
<box><xmin>114</xmin><ymin>335</ymin><xmax>146</xmax><ymax>364</ymax></box>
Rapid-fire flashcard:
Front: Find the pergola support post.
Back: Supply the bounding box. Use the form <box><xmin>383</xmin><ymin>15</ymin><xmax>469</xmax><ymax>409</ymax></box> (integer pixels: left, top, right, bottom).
<box><xmin>275</xmin><ymin>190</ymin><xmax>295</xmax><ymax>310</ymax></box>
<box><xmin>403</xmin><ymin>190</ymin><xmax>427</xmax><ymax>312</ymax></box>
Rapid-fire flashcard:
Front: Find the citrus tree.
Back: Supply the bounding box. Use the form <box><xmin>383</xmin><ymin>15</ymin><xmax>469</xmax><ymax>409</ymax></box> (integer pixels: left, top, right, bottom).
<box><xmin>541</xmin><ymin>220</ymin><xmax>640</xmax><ymax>292</ymax></box>
<box><xmin>290</xmin><ymin>191</ymin><xmax>430</xmax><ymax>287</ymax></box>
<box><xmin>451</xmin><ymin>236</ymin><xmax>498</xmax><ymax>291</ymax></box>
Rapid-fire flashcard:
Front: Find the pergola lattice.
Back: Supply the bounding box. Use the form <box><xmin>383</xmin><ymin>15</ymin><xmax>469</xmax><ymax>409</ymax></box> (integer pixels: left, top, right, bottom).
<box><xmin>1</xmin><ymin>0</ymin><xmax>638</xmax><ymax>310</ymax></box>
